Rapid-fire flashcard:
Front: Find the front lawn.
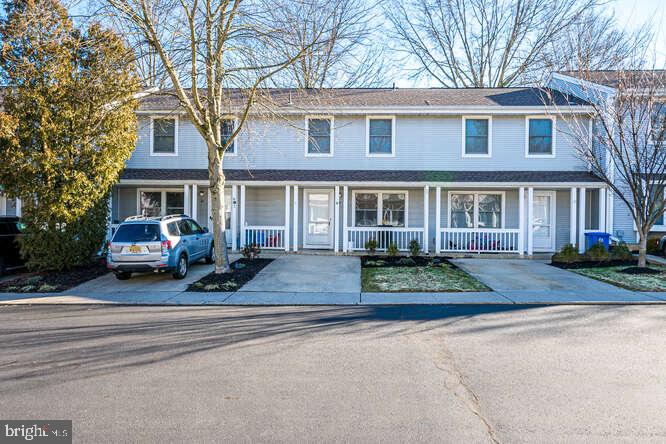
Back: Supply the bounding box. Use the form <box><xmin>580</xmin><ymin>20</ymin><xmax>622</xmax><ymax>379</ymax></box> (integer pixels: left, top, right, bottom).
<box><xmin>0</xmin><ymin>262</ymin><xmax>108</xmax><ymax>293</ymax></box>
<box><xmin>187</xmin><ymin>258</ymin><xmax>273</xmax><ymax>292</ymax></box>
<box><xmin>361</xmin><ymin>259</ymin><xmax>489</xmax><ymax>293</ymax></box>
<box><xmin>572</xmin><ymin>265</ymin><xmax>666</xmax><ymax>292</ymax></box>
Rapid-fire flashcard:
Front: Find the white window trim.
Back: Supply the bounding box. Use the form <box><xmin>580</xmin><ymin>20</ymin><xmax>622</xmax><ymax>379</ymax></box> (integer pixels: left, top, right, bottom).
<box><xmin>352</xmin><ymin>190</ymin><xmax>409</xmax><ymax>227</ymax></box>
<box><xmin>221</xmin><ymin>117</ymin><xmax>239</xmax><ymax>157</ymax></box>
<box><xmin>304</xmin><ymin>115</ymin><xmax>334</xmax><ymax>157</ymax></box>
<box><xmin>150</xmin><ymin>116</ymin><xmax>179</xmax><ymax>156</ymax></box>
<box><xmin>366</xmin><ymin>115</ymin><xmax>396</xmax><ymax>157</ymax></box>
<box><xmin>447</xmin><ymin>190</ymin><xmax>506</xmax><ymax>229</ymax></box>
<box><xmin>461</xmin><ymin>115</ymin><xmax>492</xmax><ymax>158</ymax></box>
<box><xmin>136</xmin><ymin>188</ymin><xmax>185</xmax><ymax>217</ymax></box>
<box><xmin>525</xmin><ymin>115</ymin><xmax>556</xmax><ymax>158</ymax></box>
<box><xmin>648</xmin><ymin>102</ymin><xmax>666</xmax><ymax>146</ymax></box>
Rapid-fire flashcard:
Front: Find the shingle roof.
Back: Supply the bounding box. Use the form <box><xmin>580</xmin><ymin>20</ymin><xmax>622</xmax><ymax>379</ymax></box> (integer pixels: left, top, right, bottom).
<box><xmin>138</xmin><ymin>87</ymin><xmax>589</xmax><ymax>111</ymax></box>
<box><xmin>557</xmin><ymin>70</ymin><xmax>666</xmax><ymax>89</ymax></box>
<box><xmin>120</xmin><ymin>168</ymin><xmax>602</xmax><ymax>183</ymax></box>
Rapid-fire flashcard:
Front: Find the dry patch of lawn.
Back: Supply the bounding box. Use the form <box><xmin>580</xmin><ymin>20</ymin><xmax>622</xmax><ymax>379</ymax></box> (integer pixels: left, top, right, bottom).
<box><xmin>361</xmin><ymin>263</ymin><xmax>489</xmax><ymax>293</ymax></box>
<box><xmin>573</xmin><ymin>266</ymin><xmax>666</xmax><ymax>292</ymax></box>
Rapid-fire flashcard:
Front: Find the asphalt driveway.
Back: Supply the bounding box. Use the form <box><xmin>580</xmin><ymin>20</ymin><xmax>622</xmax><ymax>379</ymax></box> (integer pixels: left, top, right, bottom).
<box><xmin>1</xmin><ymin>304</ymin><xmax>665</xmax><ymax>442</ymax></box>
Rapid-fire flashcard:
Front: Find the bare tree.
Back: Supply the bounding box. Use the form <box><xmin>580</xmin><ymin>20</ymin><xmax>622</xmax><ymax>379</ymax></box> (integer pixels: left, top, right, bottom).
<box><xmin>541</xmin><ymin>10</ymin><xmax>653</xmax><ymax>78</ymax></box>
<box><xmin>550</xmin><ymin>69</ymin><xmax>666</xmax><ymax>267</ymax></box>
<box><xmin>266</xmin><ymin>0</ymin><xmax>388</xmax><ymax>88</ymax></box>
<box><xmin>384</xmin><ymin>0</ymin><xmax>606</xmax><ymax>87</ymax></box>
<box><xmin>104</xmin><ymin>0</ymin><xmax>333</xmax><ymax>273</ymax></box>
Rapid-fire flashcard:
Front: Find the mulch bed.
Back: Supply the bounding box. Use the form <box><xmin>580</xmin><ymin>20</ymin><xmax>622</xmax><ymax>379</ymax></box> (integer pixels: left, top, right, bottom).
<box><xmin>620</xmin><ymin>266</ymin><xmax>662</xmax><ymax>275</ymax></box>
<box><xmin>0</xmin><ymin>260</ymin><xmax>108</xmax><ymax>293</ymax></box>
<box><xmin>187</xmin><ymin>258</ymin><xmax>273</xmax><ymax>292</ymax></box>
<box><xmin>551</xmin><ymin>259</ymin><xmax>638</xmax><ymax>269</ymax></box>
<box><xmin>361</xmin><ymin>255</ymin><xmax>454</xmax><ymax>268</ymax></box>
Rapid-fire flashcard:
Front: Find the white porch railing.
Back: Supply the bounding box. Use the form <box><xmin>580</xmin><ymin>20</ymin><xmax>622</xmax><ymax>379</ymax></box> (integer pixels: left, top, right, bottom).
<box><xmin>440</xmin><ymin>228</ymin><xmax>521</xmax><ymax>253</ymax></box>
<box><xmin>244</xmin><ymin>225</ymin><xmax>285</xmax><ymax>250</ymax></box>
<box><xmin>346</xmin><ymin>227</ymin><xmax>425</xmax><ymax>251</ymax></box>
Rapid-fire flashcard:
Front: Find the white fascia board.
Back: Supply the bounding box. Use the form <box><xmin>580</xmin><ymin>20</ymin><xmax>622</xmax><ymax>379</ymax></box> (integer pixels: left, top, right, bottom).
<box><xmin>136</xmin><ymin>105</ymin><xmax>594</xmax><ymax>116</ymax></box>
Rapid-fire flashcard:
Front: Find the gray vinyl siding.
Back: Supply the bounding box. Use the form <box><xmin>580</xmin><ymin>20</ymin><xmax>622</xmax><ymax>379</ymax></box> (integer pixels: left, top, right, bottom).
<box><xmin>555</xmin><ymin>190</ymin><xmax>571</xmax><ymax>250</ymax></box>
<box><xmin>245</xmin><ymin>187</ymin><xmax>285</xmax><ymax>226</ymax></box>
<box><xmin>613</xmin><ymin>193</ymin><xmax>636</xmax><ymax>243</ymax></box>
<box><xmin>5</xmin><ymin>198</ymin><xmax>17</xmax><ymax>216</ymax></box>
<box><xmin>126</xmin><ymin>115</ymin><xmax>590</xmax><ymax>172</ymax></box>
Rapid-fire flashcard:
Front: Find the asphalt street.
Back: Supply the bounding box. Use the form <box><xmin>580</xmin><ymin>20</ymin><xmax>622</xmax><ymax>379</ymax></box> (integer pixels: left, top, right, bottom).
<box><xmin>1</xmin><ymin>304</ymin><xmax>665</xmax><ymax>443</ymax></box>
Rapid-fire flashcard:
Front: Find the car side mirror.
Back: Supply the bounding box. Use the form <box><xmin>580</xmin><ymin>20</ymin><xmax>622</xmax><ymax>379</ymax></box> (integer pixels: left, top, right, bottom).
<box><xmin>202</xmin><ymin>227</ymin><xmax>209</xmax><ymax>233</ymax></box>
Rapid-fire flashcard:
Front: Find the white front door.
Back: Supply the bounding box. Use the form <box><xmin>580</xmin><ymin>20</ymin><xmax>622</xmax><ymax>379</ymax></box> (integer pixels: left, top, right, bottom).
<box><xmin>304</xmin><ymin>190</ymin><xmax>334</xmax><ymax>249</ymax></box>
<box><xmin>533</xmin><ymin>191</ymin><xmax>556</xmax><ymax>251</ymax></box>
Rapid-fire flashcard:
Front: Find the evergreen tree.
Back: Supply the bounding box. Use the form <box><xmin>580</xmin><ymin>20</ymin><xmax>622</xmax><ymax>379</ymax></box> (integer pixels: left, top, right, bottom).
<box><xmin>0</xmin><ymin>0</ymin><xmax>139</xmax><ymax>270</ymax></box>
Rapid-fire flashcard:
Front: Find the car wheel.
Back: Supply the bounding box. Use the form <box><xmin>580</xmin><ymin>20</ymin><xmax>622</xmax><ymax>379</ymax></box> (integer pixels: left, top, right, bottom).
<box><xmin>173</xmin><ymin>254</ymin><xmax>188</xmax><ymax>279</ymax></box>
<box><xmin>115</xmin><ymin>272</ymin><xmax>132</xmax><ymax>280</ymax></box>
<box><xmin>205</xmin><ymin>243</ymin><xmax>215</xmax><ymax>264</ymax></box>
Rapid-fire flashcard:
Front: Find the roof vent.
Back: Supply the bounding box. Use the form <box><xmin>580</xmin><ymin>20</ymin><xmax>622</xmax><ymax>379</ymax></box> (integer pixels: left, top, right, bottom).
<box><xmin>392</xmin><ymin>82</ymin><xmax>397</xmax><ymax>91</ymax></box>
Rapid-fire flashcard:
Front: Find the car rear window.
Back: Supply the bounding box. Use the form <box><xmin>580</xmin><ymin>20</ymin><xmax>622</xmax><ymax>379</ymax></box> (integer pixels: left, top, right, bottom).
<box><xmin>113</xmin><ymin>223</ymin><xmax>161</xmax><ymax>242</ymax></box>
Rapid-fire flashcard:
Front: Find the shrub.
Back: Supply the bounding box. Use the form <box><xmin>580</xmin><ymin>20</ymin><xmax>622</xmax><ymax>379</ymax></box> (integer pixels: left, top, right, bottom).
<box><xmin>585</xmin><ymin>242</ymin><xmax>610</xmax><ymax>261</ymax></box>
<box><xmin>397</xmin><ymin>257</ymin><xmax>416</xmax><ymax>266</ymax></box>
<box><xmin>241</xmin><ymin>243</ymin><xmax>261</xmax><ymax>260</ymax></box>
<box><xmin>610</xmin><ymin>242</ymin><xmax>633</xmax><ymax>261</ymax></box>
<box><xmin>408</xmin><ymin>239</ymin><xmax>421</xmax><ymax>257</ymax></box>
<box><xmin>552</xmin><ymin>243</ymin><xmax>583</xmax><ymax>263</ymax></box>
<box><xmin>364</xmin><ymin>238</ymin><xmax>378</xmax><ymax>254</ymax></box>
<box><xmin>647</xmin><ymin>236</ymin><xmax>662</xmax><ymax>255</ymax></box>
<box><xmin>387</xmin><ymin>243</ymin><xmax>399</xmax><ymax>257</ymax></box>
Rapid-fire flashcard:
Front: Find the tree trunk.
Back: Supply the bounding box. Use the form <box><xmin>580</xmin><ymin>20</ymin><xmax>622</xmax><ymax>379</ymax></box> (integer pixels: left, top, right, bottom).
<box><xmin>637</xmin><ymin>231</ymin><xmax>648</xmax><ymax>268</ymax></box>
<box><xmin>208</xmin><ymin>141</ymin><xmax>231</xmax><ymax>274</ymax></box>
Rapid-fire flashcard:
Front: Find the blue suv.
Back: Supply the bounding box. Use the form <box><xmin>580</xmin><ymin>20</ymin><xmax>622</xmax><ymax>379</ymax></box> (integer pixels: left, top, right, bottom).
<box><xmin>107</xmin><ymin>215</ymin><xmax>214</xmax><ymax>280</ymax></box>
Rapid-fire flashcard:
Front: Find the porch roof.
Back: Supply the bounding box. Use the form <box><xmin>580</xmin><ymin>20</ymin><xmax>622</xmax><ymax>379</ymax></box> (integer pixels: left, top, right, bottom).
<box><xmin>120</xmin><ymin>168</ymin><xmax>603</xmax><ymax>184</ymax></box>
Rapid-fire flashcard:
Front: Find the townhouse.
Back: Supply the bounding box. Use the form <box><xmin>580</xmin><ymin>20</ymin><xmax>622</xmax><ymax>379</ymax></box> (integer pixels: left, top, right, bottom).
<box><xmin>109</xmin><ymin>87</ymin><xmax>607</xmax><ymax>255</ymax></box>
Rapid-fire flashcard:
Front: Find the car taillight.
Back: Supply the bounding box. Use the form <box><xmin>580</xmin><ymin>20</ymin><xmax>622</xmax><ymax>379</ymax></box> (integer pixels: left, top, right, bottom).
<box><xmin>106</xmin><ymin>241</ymin><xmax>112</xmax><ymax>251</ymax></box>
<box><xmin>161</xmin><ymin>240</ymin><xmax>172</xmax><ymax>255</ymax></box>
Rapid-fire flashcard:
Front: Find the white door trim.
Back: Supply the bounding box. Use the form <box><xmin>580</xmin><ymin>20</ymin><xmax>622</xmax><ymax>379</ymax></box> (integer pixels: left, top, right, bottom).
<box><xmin>303</xmin><ymin>189</ymin><xmax>334</xmax><ymax>249</ymax></box>
<box><xmin>533</xmin><ymin>190</ymin><xmax>556</xmax><ymax>252</ymax></box>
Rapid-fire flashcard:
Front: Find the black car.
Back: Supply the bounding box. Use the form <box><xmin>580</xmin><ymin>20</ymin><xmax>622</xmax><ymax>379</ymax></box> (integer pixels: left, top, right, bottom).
<box><xmin>0</xmin><ymin>216</ymin><xmax>25</xmax><ymax>275</ymax></box>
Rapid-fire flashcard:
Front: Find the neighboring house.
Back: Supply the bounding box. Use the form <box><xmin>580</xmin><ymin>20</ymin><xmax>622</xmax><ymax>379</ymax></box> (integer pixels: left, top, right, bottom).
<box><xmin>549</xmin><ymin>70</ymin><xmax>666</xmax><ymax>247</ymax></box>
<box><xmin>110</xmin><ymin>87</ymin><xmax>605</xmax><ymax>255</ymax></box>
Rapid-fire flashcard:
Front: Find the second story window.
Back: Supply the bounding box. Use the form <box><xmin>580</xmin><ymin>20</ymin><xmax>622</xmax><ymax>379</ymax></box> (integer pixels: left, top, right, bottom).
<box><xmin>221</xmin><ymin>119</ymin><xmax>236</xmax><ymax>154</ymax></box>
<box><xmin>650</xmin><ymin>102</ymin><xmax>666</xmax><ymax>144</ymax></box>
<box><xmin>526</xmin><ymin>117</ymin><xmax>555</xmax><ymax>157</ymax></box>
<box><xmin>463</xmin><ymin>117</ymin><xmax>490</xmax><ymax>157</ymax></box>
<box><xmin>367</xmin><ymin>117</ymin><xmax>394</xmax><ymax>156</ymax></box>
<box><xmin>306</xmin><ymin>117</ymin><xmax>332</xmax><ymax>156</ymax></box>
<box><xmin>152</xmin><ymin>117</ymin><xmax>177</xmax><ymax>155</ymax></box>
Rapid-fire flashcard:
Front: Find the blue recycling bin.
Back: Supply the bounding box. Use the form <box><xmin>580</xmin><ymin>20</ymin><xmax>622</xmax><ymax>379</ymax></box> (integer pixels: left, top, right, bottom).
<box><xmin>584</xmin><ymin>231</ymin><xmax>610</xmax><ymax>251</ymax></box>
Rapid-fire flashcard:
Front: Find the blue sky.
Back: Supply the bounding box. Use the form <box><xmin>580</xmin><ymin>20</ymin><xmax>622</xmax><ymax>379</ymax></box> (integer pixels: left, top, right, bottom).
<box><xmin>613</xmin><ymin>0</ymin><xmax>665</xmax><ymax>64</ymax></box>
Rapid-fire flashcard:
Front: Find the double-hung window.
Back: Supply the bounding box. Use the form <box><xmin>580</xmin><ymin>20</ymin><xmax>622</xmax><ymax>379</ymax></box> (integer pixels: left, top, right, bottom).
<box><xmin>650</xmin><ymin>102</ymin><xmax>666</xmax><ymax>145</ymax></box>
<box><xmin>151</xmin><ymin>117</ymin><xmax>177</xmax><ymax>155</ymax></box>
<box><xmin>306</xmin><ymin>117</ymin><xmax>333</xmax><ymax>155</ymax></box>
<box><xmin>367</xmin><ymin>117</ymin><xmax>395</xmax><ymax>156</ymax></box>
<box><xmin>354</xmin><ymin>191</ymin><xmax>407</xmax><ymax>227</ymax></box>
<box><xmin>221</xmin><ymin>119</ymin><xmax>236</xmax><ymax>154</ymax></box>
<box><xmin>526</xmin><ymin>117</ymin><xmax>555</xmax><ymax>157</ymax></box>
<box><xmin>463</xmin><ymin>117</ymin><xmax>491</xmax><ymax>156</ymax></box>
<box><xmin>449</xmin><ymin>192</ymin><xmax>503</xmax><ymax>229</ymax></box>
<box><xmin>138</xmin><ymin>190</ymin><xmax>184</xmax><ymax>217</ymax></box>
<box><xmin>650</xmin><ymin>183</ymin><xmax>665</xmax><ymax>227</ymax></box>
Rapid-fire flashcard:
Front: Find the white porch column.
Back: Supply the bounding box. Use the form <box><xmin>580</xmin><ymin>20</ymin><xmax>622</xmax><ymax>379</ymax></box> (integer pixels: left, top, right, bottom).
<box><xmin>334</xmin><ymin>186</ymin><xmax>340</xmax><ymax>253</ymax></box>
<box><xmin>231</xmin><ymin>185</ymin><xmax>238</xmax><ymax>251</ymax></box>
<box><xmin>435</xmin><ymin>186</ymin><xmax>441</xmax><ymax>254</ymax></box>
<box><xmin>191</xmin><ymin>184</ymin><xmax>198</xmax><ymax>222</ymax></box>
<box><xmin>570</xmin><ymin>187</ymin><xmax>577</xmax><ymax>245</ymax></box>
<box><xmin>342</xmin><ymin>186</ymin><xmax>349</xmax><ymax>253</ymax></box>
<box><xmin>606</xmin><ymin>188</ymin><xmax>614</xmax><ymax>233</ymax></box>
<box><xmin>207</xmin><ymin>188</ymin><xmax>212</xmax><ymax>230</ymax></box>
<box><xmin>284</xmin><ymin>185</ymin><xmax>290</xmax><ymax>251</ymax></box>
<box><xmin>183</xmin><ymin>184</ymin><xmax>190</xmax><ymax>216</ymax></box>
<box><xmin>527</xmin><ymin>187</ymin><xmax>534</xmax><ymax>256</ymax></box>
<box><xmin>599</xmin><ymin>187</ymin><xmax>607</xmax><ymax>232</ymax></box>
<box><xmin>0</xmin><ymin>194</ymin><xmax>6</xmax><ymax>216</ymax></box>
<box><xmin>578</xmin><ymin>187</ymin><xmax>586</xmax><ymax>253</ymax></box>
<box><xmin>293</xmin><ymin>186</ymin><xmax>299</xmax><ymax>252</ymax></box>
<box><xmin>423</xmin><ymin>185</ymin><xmax>429</xmax><ymax>253</ymax></box>
<box><xmin>15</xmin><ymin>198</ymin><xmax>21</xmax><ymax>217</ymax></box>
<box><xmin>518</xmin><ymin>187</ymin><xmax>525</xmax><ymax>256</ymax></box>
<box><xmin>239</xmin><ymin>185</ymin><xmax>246</xmax><ymax>248</ymax></box>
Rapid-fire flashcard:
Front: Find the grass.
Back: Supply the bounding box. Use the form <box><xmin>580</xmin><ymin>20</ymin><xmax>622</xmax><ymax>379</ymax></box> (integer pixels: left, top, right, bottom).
<box><xmin>573</xmin><ymin>266</ymin><xmax>666</xmax><ymax>292</ymax></box>
<box><xmin>361</xmin><ymin>263</ymin><xmax>489</xmax><ymax>293</ymax></box>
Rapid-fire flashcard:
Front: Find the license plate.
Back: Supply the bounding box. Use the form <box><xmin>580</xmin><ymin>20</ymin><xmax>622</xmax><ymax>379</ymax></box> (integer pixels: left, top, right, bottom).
<box><xmin>129</xmin><ymin>245</ymin><xmax>142</xmax><ymax>254</ymax></box>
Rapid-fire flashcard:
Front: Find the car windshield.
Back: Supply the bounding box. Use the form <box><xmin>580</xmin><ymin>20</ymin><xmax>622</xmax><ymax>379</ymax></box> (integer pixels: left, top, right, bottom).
<box><xmin>113</xmin><ymin>224</ymin><xmax>161</xmax><ymax>242</ymax></box>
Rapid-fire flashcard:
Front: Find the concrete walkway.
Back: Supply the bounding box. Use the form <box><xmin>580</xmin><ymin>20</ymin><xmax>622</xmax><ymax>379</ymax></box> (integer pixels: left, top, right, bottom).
<box><xmin>1</xmin><ymin>256</ymin><xmax>665</xmax><ymax>305</ymax></box>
